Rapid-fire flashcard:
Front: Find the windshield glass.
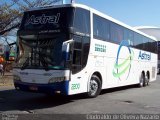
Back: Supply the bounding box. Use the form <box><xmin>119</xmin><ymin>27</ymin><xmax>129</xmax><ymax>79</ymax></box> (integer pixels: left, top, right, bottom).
<box><xmin>14</xmin><ymin>7</ymin><xmax>74</xmax><ymax>70</ymax></box>
<box><xmin>14</xmin><ymin>34</ymin><xmax>67</xmax><ymax>70</ymax></box>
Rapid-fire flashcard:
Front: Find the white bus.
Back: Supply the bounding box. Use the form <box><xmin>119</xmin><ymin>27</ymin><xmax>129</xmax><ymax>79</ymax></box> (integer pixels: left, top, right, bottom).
<box><xmin>13</xmin><ymin>4</ymin><xmax>158</xmax><ymax>97</ymax></box>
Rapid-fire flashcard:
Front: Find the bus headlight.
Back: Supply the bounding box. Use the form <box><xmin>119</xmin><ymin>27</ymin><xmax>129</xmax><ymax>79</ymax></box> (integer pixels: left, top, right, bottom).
<box><xmin>13</xmin><ymin>75</ymin><xmax>21</xmax><ymax>82</ymax></box>
<box><xmin>48</xmin><ymin>77</ymin><xmax>66</xmax><ymax>83</ymax></box>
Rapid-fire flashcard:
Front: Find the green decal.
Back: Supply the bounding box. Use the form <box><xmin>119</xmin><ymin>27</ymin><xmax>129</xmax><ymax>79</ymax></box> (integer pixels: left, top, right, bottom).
<box><xmin>71</xmin><ymin>83</ymin><xmax>80</xmax><ymax>90</ymax></box>
<box><xmin>95</xmin><ymin>44</ymin><xmax>106</xmax><ymax>52</ymax></box>
<box><xmin>113</xmin><ymin>40</ymin><xmax>134</xmax><ymax>80</ymax></box>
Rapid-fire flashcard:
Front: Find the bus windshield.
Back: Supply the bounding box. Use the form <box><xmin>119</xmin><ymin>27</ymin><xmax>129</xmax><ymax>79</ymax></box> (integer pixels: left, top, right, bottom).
<box><xmin>15</xmin><ymin>6</ymin><xmax>91</xmax><ymax>71</ymax></box>
<box><xmin>15</xmin><ymin>34</ymin><xmax>67</xmax><ymax>70</ymax></box>
<box><xmin>15</xmin><ymin>7</ymin><xmax>74</xmax><ymax>70</ymax></box>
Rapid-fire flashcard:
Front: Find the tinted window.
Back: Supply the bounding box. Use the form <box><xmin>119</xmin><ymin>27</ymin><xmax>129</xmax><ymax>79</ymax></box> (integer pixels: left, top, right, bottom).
<box><xmin>110</xmin><ymin>23</ymin><xmax>123</xmax><ymax>44</ymax></box>
<box><xmin>143</xmin><ymin>37</ymin><xmax>149</xmax><ymax>51</ymax></box>
<box><xmin>92</xmin><ymin>14</ymin><xmax>157</xmax><ymax>53</ymax></box>
<box><xmin>72</xmin><ymin>50</ymin><xmax>82</xmax><ymax>65</ymax></box>
<box><xmin>82</xmin><ymin>37</ymin><xmax>90</xmax><ymax>67</ymax></box>
<box><xmin>74</xmin><ymin>35</ymin><xmax>82</xmax><ymax>49</ymax></box>
<box><xmin>72</xmin><ymin>35</ymin><xmax>90</xmax><ymax>74</ymax></box>
<box><xmin>20</xmin><ymin>7</ymin><xmax>74</xmax><ymax>32</ymax></box>
<box><xmin>72</xmin><ymin>35</ymin><xmax>82</xmax><ymax>74</ymax></box>
<box><xmin>93</xmin><ymin>14</ymin><xmax>110</xmax><ymax>41</ymax></box>
<box><xmin>134</xmin><ymin>33</ymin><xmax>157</xmax><ymax>53</ymax></box>
<box><xmin>73</xmin><ymin>8</ymin><xmax>90</xmax><ymax>35</ymax></box>
<box><xmin>124</xmin><ymin>29</ymin><xmax>134</xmax><ymax>46</ymax></box>
<box><xmin>152</xmin><ymin>41</ymin><xmax>158</xmax><ymax>53</ymax></box>
<box><xmin>134</xmin><ymin>33</ymin><xmax>143</xmax><ymax>49</ymax></box>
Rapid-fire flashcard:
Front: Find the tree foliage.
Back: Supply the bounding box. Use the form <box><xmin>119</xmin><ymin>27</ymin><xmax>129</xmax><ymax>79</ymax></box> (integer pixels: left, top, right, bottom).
<box><xmin>0</xmin><ymin>0</ymin><xmax>61</xmax><ymax>36</ymax></box>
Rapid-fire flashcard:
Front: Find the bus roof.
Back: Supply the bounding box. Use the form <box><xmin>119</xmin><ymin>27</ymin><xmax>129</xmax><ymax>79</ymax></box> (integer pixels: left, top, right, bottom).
<box><xmin>26</xmin><ymin>3</ymin><xmax>157</xmax><ymax>41</ymax></box>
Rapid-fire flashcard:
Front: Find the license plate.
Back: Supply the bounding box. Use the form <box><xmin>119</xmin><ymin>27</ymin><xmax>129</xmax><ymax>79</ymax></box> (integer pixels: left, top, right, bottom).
<box><xmin>29</xmin><ymin>86</ymin><xmax>38</xmax><ymax>91</ymax></box>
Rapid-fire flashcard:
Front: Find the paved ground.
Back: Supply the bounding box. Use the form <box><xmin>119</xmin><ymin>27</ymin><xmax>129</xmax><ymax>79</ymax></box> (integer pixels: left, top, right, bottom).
<box><xmin>0</xmin><ymin>75</ymin><xmax>160</xmax><ymax>119</ymax></box>
<box><xmin>0</xmin><ymin>72</ymin><xmax>13</xmax><ymax>86</ymax></box>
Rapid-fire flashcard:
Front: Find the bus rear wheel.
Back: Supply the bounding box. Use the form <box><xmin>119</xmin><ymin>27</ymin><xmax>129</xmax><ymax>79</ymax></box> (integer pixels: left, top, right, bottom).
<box><xmin>87</xmin><ymin>75</ymin><xmax>102</xmax><ymax>98</ymax></box>
<box><xmin>139</xmin><ymin>73</ymin><xmax>145</xmax><ymax>87</ymax></box>
<box><xmin>144</xmin><ymin>74</ymin><xmax>149</xmax><ymax>86</ymax></box>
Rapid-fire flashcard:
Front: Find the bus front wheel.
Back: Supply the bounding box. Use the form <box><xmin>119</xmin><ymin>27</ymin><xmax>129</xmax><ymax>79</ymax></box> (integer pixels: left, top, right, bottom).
<box><xmin>87</xmin><ymin>75</ymin><xmax>102</xmax><ymax>98</ymax></box>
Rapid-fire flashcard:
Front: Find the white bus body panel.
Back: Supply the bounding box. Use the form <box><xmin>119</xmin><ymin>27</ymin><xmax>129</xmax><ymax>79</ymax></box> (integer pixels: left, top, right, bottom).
<box><xmin>13</xmin><ymin>69</ymin><xmax>70</xmax><ymax>84</ymax></box>
<box><xmin>68</xmin><ymin>38</ymin><xmax>157</xmax><ymax>95</ymax></box>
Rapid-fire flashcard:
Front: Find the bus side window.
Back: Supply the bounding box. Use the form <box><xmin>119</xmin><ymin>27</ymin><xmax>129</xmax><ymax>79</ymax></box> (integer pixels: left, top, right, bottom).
<box><xmin>73</xmin><ymin>8</ymin><xmax>90</xmax><ymax>35</ymax></box>
<box><xmin>110</xmin><ymin>23</ymin><xmax>123</xmax><ymax>44</ymax></box>
<box><xmin>93</xmin><ymin>14</ymin><xmax>110</xmax><ymax>41</ymax></box>
<box><xmin>72</xmin><ymin>35</ymin><xmax>82</xmax><ymax>74</ymax></box>
<box><xmin>72</xmin><ymin>36</ymin><xmax>82</xmax><ymax>64</ymax></box>
<box><xmin>143</xmin><ymin>37</ymin><xmax>149</xmax><ymax>51</ymax></box>
<box><xmin>72</xmin><ymin>35</ymin><xmax>90</xmax><ymax>74</ymax></box>
<box><xmin>124</xmin><ymin>29</ymin><xmax>134</xmax><ymax>46</ymax></box>
<box><xmin>134</xmin><ymin>33</ymin><xmax>143</xmax><ymax>49</ymax></box>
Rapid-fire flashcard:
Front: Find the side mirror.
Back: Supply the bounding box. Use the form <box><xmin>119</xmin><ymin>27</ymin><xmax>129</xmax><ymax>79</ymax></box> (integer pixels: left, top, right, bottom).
<box><xmin>62</xmin><ymin>40</ymin><xmax>74</xmax><ymax>61</ymax></box>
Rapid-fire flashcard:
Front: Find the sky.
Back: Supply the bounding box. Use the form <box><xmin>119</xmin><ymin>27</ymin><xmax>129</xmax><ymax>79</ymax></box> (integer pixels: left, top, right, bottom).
<box><xmin>3</xmin><ymin>0</ymin><xmax>160</xmax><ymax>28</ymax></box>
<box><xmin>75</xmin><ymin>0</ymin><xmax>160</xmax><ymax>27</ymax></box>
<box><xmin>1</xmin><ymin>0</ymin><xmax>160</xmax><ymax>44</ymax></box>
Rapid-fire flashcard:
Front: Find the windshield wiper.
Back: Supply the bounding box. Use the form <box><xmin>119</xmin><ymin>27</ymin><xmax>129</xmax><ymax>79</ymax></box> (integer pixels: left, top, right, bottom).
<box><xmin>33</xmin><ymin>51</ymin><xmax>50</xmax><ymax>71</ymax></box>
<box><xmin>39</xmin><ymin>56</ymin><xmax>49</xmax><ymax>71</ymax></box>
<box><xmin>21</xmin><ymin>57</ymin><xmax>29</xmax><ymax>70</ymax></box>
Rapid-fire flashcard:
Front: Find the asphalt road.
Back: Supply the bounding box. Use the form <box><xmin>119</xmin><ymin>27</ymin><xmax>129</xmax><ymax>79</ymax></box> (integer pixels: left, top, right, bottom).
<box><xmin>0</xmin><ymin>76</ymin><xmax>160</xmax><ymax>119</ymax></box>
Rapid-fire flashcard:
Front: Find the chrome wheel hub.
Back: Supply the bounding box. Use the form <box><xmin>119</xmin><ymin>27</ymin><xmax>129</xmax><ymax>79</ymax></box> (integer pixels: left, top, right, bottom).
<box><xmin>90</xmin><ymin>79</ymin><xmax>98</xmax><ymax>96</ymax></box>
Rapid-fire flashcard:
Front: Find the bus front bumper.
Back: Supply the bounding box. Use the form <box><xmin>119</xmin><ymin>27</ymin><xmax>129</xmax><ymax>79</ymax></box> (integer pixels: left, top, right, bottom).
<box><xmin>14</xmin><ymin>81</ymin><xmax>69</xmax><ymax>95</ymax></box>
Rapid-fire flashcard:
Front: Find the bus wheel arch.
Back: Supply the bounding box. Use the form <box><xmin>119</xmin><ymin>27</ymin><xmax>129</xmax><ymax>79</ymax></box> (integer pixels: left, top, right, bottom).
<box><xmin>87</xmin><ymin>72</ymin><xmax>102</xmax><ymax>98</ymax></box>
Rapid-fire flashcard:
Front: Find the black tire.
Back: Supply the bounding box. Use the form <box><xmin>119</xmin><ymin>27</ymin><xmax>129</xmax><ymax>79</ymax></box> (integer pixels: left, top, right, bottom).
<box><xmin>145</xmin><ymin>75</ymin><xmax>149</xmax><ymax>86</ymax></box>
<box><xmin>87</xmin><ymin>75</ymin><xmax>102</xmax><ymax>98</ymax></box>
<box><xmin>158</xmin><ymin>69</ymin><xmax>160</xmax><ymax>74</ymax></box>
<box><xmin>139</xmin><ymin>73</ymin><xmax>145</xmax><ymax>87</ymax></box>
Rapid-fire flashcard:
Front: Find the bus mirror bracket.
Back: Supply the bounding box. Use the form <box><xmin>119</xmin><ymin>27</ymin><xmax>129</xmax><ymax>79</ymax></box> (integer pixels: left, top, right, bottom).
<box><xmin>62</xmin><ymin>39</ymin><xmax>74</xmax><ymax>62</ymax></box>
